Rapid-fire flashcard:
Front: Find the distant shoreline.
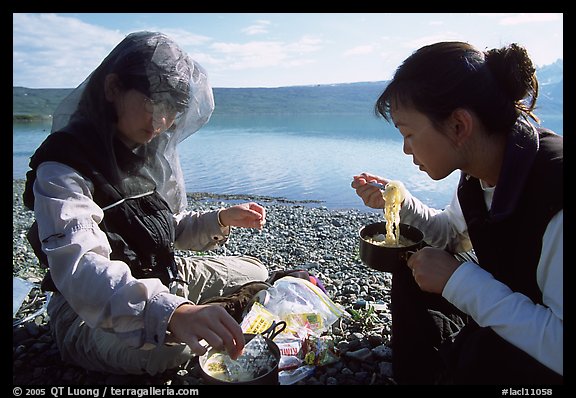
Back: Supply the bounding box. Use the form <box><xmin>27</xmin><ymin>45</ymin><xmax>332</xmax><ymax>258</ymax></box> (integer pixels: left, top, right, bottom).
<box><xmin>13</xmin><ymin>178</ymin><xmax>326</xmax><ymax>207</ymax></box>
<box><xmin>13</xmin><ymin>115</ymin><xmax>53</xmax><ymax>122</ymax></box>
<box><xmin>186</xmin><ymin>190</ymin><xmax>324</xmax><ymax>205</ymax></box>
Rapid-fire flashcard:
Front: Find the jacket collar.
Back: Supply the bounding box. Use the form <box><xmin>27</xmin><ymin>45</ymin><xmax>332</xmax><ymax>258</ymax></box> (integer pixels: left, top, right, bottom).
<box><xmin>489</xmin><ymin>118</ymin><xmax>539</xmax><ymax>221</ymax></box>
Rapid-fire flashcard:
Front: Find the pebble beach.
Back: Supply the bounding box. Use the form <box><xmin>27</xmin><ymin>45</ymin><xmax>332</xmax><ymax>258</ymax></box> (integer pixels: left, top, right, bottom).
<box><xmin>13</xmin><ymin>179</ymin><xmax>398</xmax><ymax>386</ymax></box>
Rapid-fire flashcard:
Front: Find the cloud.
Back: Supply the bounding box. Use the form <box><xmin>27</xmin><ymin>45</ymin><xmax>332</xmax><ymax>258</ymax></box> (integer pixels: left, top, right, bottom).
<box><xmin>406</xmin><ymin>32</ymin><xmax>461</xmax><ymax>50</ymax></box>
<box><xmin>13</xmin><ymin>12</ymin><xmax>563</xmax><ymax>89</ymax></box>
<box><xmin>285</xmin><ymin>36</ymin><xmax>322</xmax><ymax>53</ymax></box>
<box><xmin>241</xmin><ymin>20</ymin><xmax>272</xmax><ymax>36</ymax></box>
<box><xmin>154</xmin><ymin>29</ymin><xmax>213</xmax><ymax>46</ymax></box>
<box><xmin>12</xmin><ymin>13</ymin><xmax>216</xmax><ymax>88</ymax></box>
<box><xmin>428</xmin><ymin>20</ymin><xmax>445</xmax><ymax>27</ymax></box>
<box><xmin>209</xmin><ymin>36</ymin><xmax>323</xmax><ymax>70</ymax></box>
<box><xmin>343</xmin><ymin>45</ymin><xmax>375</xmax><ymax>57</ymax></box>
<box><xmin>499</xmin><ymin>13</ymin><xmax>562</xmax><ymax>26</ymax></box>
<box><xmin>13</xmin><ymin>13</ymin><xmax>124</xmax><ymax>88</ymax></box>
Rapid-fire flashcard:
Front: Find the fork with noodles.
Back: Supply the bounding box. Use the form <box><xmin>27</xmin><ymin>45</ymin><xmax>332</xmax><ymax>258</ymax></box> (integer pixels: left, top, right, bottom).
<box><xmin>369</xmin><ymin>180</ymin><xmax>406</xmax><ymax>246</ymax></box>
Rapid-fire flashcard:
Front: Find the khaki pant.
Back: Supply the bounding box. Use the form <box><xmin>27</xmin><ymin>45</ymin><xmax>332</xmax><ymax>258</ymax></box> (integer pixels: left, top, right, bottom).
<box><xmin>47</xmin><ymin>255</ymin><xmax>268</xmax><ymax>375</ymax></box>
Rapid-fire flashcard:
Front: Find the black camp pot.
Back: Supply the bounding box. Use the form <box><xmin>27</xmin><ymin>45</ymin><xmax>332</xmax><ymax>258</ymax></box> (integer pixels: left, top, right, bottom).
<box><xmin>359</xmin><ymin>222</ymin><xmax>426</xmax><ymax>273</ymax></box>
<box><xmin>198</xmin><ymin>321</ymin><xmax>286</xmax><ymax>385</ymax></box>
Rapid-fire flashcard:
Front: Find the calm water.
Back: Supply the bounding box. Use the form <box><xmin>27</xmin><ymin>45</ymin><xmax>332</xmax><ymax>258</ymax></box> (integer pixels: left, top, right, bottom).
<box><xmin>13</xmin><ymin>113</ymin><xmax>562</xmax><ymax>211</ymax></box>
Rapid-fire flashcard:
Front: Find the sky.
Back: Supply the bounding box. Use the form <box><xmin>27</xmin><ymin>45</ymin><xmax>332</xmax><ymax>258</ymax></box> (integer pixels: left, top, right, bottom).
<box><xmin>13</xmin><ymin>12</ymin><xmax>563</xmax><ymax>89</ymax></box>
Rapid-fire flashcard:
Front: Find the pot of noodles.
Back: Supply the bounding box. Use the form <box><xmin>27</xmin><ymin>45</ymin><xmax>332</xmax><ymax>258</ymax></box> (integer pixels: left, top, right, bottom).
<box><xmin>359</xmin><ymin>221</ymin><xmax>426</xmax><ymax>273</ymax></box>
<box><xmin>198</xmin><ymin>321</ymin><xmax>285</xmax><ymax>385</ymax></box>
<box><xmin>358</xmin><ymin>180</ymin><xmax>426</xmax><ymax>272</ymax></box>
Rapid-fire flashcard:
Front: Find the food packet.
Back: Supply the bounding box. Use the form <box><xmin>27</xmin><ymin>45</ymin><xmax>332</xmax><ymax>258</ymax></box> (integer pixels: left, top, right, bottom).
<box><xmin>302</xmin><ymin>335</ymin><xmax>339</xmax><ymax>367</ymax></box>
<box><xmin>240</xmin><ymin>302</ymin><xmax>276</xmax><ymax>334</ymax></box>
<box><xmin>274</xmin><ymin>333</ymin><xmax>304</xmax><ymax>358</ymax></box>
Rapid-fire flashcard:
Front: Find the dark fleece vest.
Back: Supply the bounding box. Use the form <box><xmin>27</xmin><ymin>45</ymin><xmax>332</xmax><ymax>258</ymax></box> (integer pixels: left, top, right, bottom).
<box><xmin>23</xmin><ymin>127</ymin><xmax>178</xmax><ymax>289</ymax></box>
<box><xmin>457</xmin><ymin>123</ymin><xmax>563</xmax><ymax>304</ymax></box>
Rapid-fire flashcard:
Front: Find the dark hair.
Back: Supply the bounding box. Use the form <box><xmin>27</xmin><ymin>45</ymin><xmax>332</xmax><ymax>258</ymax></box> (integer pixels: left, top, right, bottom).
<box><xmin>74</xmin><ymin>33</ymin><xmax>154</xmax><ymax>128</ymax></box>
<box><xmin>76</xmin><ymin>31</ymin><xmax>191</xmax><ymax>126</ymax></box>
<box><xmin>375</xmin><ymin>41</ymin><xmax>539</xmax><ymax>135</ymax></box>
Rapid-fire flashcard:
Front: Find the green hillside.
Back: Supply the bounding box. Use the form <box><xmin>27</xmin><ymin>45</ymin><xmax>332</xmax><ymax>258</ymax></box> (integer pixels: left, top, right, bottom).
<box><xmin>13</xmin><ymin>75</ymin><xmax>562</xmax><ymax>123</ymax></box>
<box><xmin>212</xmin><ymin>82</ymin><xmax>387</xmax><ymax>115</ymax></box>
<box><xmin>13</xmin><ymin>87</ymin><xmax>72</xmax><ymax>121</ymax></box>
<box><xmin>13</xmin><ymin>82</ymin><xmax>388</xmax><ymax>120</ymax></box>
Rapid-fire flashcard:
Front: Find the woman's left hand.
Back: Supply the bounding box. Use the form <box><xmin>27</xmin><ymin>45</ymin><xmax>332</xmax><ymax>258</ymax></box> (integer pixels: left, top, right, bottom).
<box><xmin>406</xmin><ymin>247</ymin><xmax>462</xmax><ymax>294</ymax></box>
<box><xmin>219</xmin><ymin>202</ymin><xmax>266</xmax><ymax>229</ymax></box>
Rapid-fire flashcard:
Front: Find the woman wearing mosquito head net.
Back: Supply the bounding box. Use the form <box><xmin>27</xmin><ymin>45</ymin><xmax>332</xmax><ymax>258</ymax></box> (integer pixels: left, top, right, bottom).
<box><xmin>22</xmin><ymin>31</ymin><xmax>269</xmax><ymax>375</ymax></box>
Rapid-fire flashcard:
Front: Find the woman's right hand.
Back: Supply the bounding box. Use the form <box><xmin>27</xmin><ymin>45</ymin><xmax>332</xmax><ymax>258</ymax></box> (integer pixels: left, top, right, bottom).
<box><xmin>168</xmin><ymin>304</ymin><xmax>245</xmax><ymax>359</ymax></box>
<box><xmin>351</xmin><ymin>172</ymin><xmax>389</xmax><ymax>209</ymax></box>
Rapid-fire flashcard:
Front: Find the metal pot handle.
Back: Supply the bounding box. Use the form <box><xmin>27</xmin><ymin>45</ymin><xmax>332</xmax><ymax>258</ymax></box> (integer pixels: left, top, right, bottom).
<box><xmin>399</xmin><ymin>250</ymin><xmax>416</xmax><ymax>263</ymax></box>
<box><xmin>261</xmin><ymin>320</ymin><xmax>287</xmax><ymax>341</ymax></box>
<box><xmin>399</xmin><ymin>241</ymin><xmax>430</xmax><ymax>263</ymax></box>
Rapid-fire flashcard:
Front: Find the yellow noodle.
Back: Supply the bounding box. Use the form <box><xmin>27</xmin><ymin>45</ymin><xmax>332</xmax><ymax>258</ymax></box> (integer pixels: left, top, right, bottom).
<box><xmin>382</xmin><ymin>181</ymin><xmax>403</xmax><ymax>246</ymax></box>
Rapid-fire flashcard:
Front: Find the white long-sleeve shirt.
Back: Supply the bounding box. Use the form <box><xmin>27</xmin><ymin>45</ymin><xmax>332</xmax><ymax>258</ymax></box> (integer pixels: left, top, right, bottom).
<box><xmin>33</xmin><ymin>161</ymin><xmax>231</xmax><ymax>349</ymax></box>
<box><xmin>399</xmin><ymin>186</ymin><xmax>563</xmax><ymax>375</ymax></box>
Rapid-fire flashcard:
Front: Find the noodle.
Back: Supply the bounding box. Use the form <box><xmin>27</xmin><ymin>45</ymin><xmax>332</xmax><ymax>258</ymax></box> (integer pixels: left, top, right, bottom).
<box><xmin>365</xmin><ymin>233</ymin><xmax>417</xmax><ymax>248</ymax></box>
<box><xmin>382</xmin><ymin>181</ymin><xmax>404</xmax><ymax>246</ymax></box>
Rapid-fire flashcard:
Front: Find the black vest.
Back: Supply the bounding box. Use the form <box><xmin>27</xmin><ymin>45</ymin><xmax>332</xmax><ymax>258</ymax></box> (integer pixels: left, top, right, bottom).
<box><xmin>457</xmin><ymin>123</ymin><xmax>563</xmax><ymax>304</ymax></box>
<box><xmin>23</xmin><ymin>127</ymin><xmax>178</xmax><ymax>289</ymax></box>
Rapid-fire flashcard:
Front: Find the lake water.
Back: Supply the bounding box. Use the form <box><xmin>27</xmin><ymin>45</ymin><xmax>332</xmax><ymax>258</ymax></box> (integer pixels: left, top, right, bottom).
<box><xmin>13</xmin><ymin>113</ymin><xmax>562</xmax><ymax>211</ymax></box>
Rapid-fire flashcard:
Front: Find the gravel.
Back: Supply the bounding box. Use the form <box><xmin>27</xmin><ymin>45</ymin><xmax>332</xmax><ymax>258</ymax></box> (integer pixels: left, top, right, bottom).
<box><xmin>13</xmin><ymin>179</ymin><xmax>397</xmax><ymax>385</ymax></box>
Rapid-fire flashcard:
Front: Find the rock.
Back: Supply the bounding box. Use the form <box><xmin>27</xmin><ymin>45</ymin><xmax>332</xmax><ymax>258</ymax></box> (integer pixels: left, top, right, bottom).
<box><xmin>12</xmin><ymin>179</ymin><xmax>395</xmax><ymax>385</ymax></box>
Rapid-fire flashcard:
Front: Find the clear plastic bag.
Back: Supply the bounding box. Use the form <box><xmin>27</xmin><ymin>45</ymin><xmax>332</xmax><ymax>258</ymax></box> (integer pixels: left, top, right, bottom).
<box><xmin>278</xmin><ymin>364</ymin><xmax>316</xmax><ymax>385</ymax></box>
<box><xmin>238</xmin><ymin>275</ymin><xmax>349</xmax><ymax>385</ymax></box>
<box><xmin>13</xmin><ymin>277</ymin><xmax>51</xmax><ymax>327</ymax></box>
<box><xmin>262</xmin><ymin>276</ymin><xmax>347</xmax><ymax>336</ymax></box>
